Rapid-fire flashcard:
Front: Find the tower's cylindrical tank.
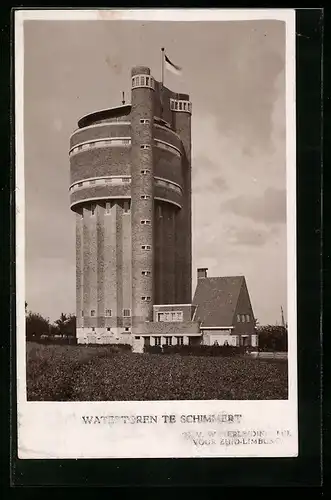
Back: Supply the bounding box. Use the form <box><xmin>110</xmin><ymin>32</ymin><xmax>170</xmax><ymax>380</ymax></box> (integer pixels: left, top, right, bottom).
<box><xmin>69</xmin><ymin>105</ymin><xmax>133</xmax><ymax>343</ymax></box>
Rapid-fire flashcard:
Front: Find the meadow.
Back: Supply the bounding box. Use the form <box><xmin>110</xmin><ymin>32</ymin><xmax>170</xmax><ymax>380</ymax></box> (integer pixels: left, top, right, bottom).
<box><xmin>26</xmin><ymin>342</ymin><xmax>288</xmax><ymax>401</ymax></box>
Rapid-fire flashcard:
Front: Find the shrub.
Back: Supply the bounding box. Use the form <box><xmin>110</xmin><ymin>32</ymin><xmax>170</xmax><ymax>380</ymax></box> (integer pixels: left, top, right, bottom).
<box><xmin>144</xmin><ymin>345</ymin><xmax>162</xmax><ymax>354</ymax></box>
<box><xmin>152</xmin><ymin>344</ymin><xmax>244</xmax><ymax>357</ymax></box>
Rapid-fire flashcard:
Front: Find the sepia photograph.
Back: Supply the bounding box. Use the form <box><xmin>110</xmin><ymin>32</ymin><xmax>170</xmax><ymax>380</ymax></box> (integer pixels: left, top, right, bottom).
<box><xmin>16</xmin><ymin>8</ymin><xmax>297</xmax><ymax>459</ymax></box>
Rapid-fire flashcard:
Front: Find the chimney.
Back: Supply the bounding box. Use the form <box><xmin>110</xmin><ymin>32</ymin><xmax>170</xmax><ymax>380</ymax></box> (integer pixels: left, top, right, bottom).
<box><xmin>197</xmin><ymin>268</ymin><xmax>208</xmax><ymax>279</ymax></box>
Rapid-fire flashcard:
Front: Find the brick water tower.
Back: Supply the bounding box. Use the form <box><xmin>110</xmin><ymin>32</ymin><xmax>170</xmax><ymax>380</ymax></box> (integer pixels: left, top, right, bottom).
<box><xmin>69</xmin><ymin>66</ymin><xmax>192</xmax><ymax>344</ymax></box>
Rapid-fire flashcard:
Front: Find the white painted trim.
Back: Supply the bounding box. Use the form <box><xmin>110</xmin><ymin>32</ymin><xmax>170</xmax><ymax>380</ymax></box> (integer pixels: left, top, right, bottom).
<box><xmin>70</xmin><ymin>195</ymin><xmax>182</xmax><ymax>211</ymax></box>
<box><xmin>70</xmin><ymin>176</ymin><xmax>182</xmax><ymax>198</ymax></box>
<box><xmin>69</xmin><ymin>136</ymin><xmax>131</xmax><ymax>154</ymax></box>
<box><xmin>200</xmin><ymin>326</ymin><xmax>234</xmax><ymax>330</ymax></box>
<box><xmin>78</xmin><ymin>104</ymin><xmax>131</xmax><ymax>125</ymax></box>
<box><xmin>70</xmin><ymin>195</ymin><xmax>131</xmax><ymax>209</ymax></box>
<box><xmin>71</xmin><ymin>196</ymin><xmax>181</xmax><ymax>210</ymax></box>
<box><xmin>154</xmin><ymin>123</ymin><xmax>181</xmax><ymax>140</ymax></box>
<box><xmin>155</xmin><ymin>138</ymin><xmax>182</xmax><ymax>156</ymax></box>
<box><xmin>154</xmin><ymin>116</ymin><xmax>171</xmax><ymax>128</ymax></box>
<box><xmin>69</xmin><ymin>175</ymin><xmax>130</xmax><ymax>190</ymax></box>
<box><xmin>142</xmin><ymin>333</ymin><xmax>202</xmax><ymax>337</ymax></box>
<box><xmin>131</xmin><ymin>74</ymin><xmax>155</xmax><ymax>91</ymax></box>
<box><xmin>154</xmin><ymin>197</ymin><xmax>182</xmax><ymax>209</ymax></box>
<box><xmin>153</xmin><ymin>303</ymin><xmax>193</xmax><ymax>308</ymax></box>
<box><xmin>154</xmin><ymin>176</ymin><xmax>182</xmax><ymax>191</ymax></box>
<box><xmin>70</xmin><ymin>121</ymin><xmax>131</xmax><ymax>140</ymax></box>
<box><xmin>170</xmin><ymin>98</ymin><xmax>192</xmax><ymax>114</ymax></box>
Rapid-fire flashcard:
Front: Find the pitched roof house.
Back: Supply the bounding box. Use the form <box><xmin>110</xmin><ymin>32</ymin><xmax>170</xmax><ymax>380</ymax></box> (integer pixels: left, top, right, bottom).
<box><xmin>192</xmin><ymin>268</ymin><xmax>257</xmax><ymax>347</ymax></box>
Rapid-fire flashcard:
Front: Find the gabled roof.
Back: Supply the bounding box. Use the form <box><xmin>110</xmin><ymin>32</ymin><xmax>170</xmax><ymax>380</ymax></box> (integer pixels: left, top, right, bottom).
<box><xmin>192</xmin><ymin>276</ymin><xmax>245</xmax><ymax>328</ymax></box>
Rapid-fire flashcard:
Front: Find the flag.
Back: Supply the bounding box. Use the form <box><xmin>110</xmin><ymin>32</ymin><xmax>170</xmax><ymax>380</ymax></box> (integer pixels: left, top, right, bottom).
<box><xmin>164</xmin><ymin>52</ymin><xmax>182</xmax><ymax>76</ymax></box>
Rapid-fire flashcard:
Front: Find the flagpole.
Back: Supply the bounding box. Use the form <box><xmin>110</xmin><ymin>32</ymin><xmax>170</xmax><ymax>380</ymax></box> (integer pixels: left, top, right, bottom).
<box><xmin>161</xmin><ymin>47</ymin><xmax>165</xmax><ymax>87</ymax></box>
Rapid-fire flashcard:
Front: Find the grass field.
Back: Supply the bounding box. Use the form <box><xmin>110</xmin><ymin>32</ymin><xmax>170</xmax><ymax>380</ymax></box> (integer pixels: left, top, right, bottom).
<box><xmin>26</xmin><ymin>342</ymin><xmax>288</xmax><ymax>401</ymax></box>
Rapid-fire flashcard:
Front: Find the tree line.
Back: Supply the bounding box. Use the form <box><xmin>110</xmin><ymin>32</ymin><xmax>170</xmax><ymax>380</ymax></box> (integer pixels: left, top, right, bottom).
<box><xmin>25</xmin><ymin>302</ymin><xmax>76</xmax><ymax>340</ymax></box>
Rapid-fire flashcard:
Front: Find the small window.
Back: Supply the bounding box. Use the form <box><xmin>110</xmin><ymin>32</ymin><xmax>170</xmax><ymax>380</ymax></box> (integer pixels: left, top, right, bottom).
<box><xmin>246</xmin><ymin>314</ymin><xmax>250</xmax><ymax>322</ymax></box>
<box><xmin>123</xmin><ymin>201</ymin><xmax>130</xmax><ymax>213</ymax></box>
<box><xmin>123</xmin><ymin>308</ymin><xmax>131</xmax><ymax>317</ymax></box>
<box><xmin>165</xmin><ymin>337</ymin><xmax>172</xmax><ymax>346</ymax></box>
<box><xmin>141</xmin><ymin>245</ymin><xmax>151</xmax><ymax>250</ymax></box>
<box><xmin>105</xmin><ymin>202</ymin><xmax>111</xmax><ymax>214</ymax></box>
<box><xmin>142</xmin><ymin>270</ymin><xmax>151</xmax><ymax>277</ymax></box>
<box><xmin>107</xmin><ymin>327</ymin><xmax>111</xmax><ymax>332</ymax></box>
<box><xmin>141</xmin><ymin>194</ymin><xmax>151</xmax><ymax>200</ymax></box>
<box><xmin>241</xmin><ymin>314</ymin><xmax>246</xmax><ymax>323</ymax></box>
<box><xmin>105</xmin><ymin>309</ymin><xmax>112</xmax><ymax>317</ymax></box>
<box><xmin>145</xmin><ymin>76</ymin><xmax>150</xmax><ymax>86</ymax></box>
<box><xmin>90</xmin><ymin>309</ymin><xmax>96</xmax><ymax>317</ymax></box>
<box><xmin>91</xmin><ymin>204</ymin><xmax>96</xmax><ymax>216</ymax></box>
<box><xmin>179</xmin><ymin>102</ymin><xmax>182</xmax><ymax>111</ymax></box>
<box><xmin>237</xmin><ymin>314</ymin><xmax>241</xmax><ymax>322</ymax></box>
<box><xmin>140</xmin><ymin>219</ymin><xmax>151</xmax><ymax>225</ymax></box>
<box><xmin>141</xmin><ymin>169</ymin><xmax>150</xmax><ymax>175</ymax></box>
<box><xmin>135</xmin><ymin>336</ymin><xmax>141</xmax><ymax>340</ymax></box>
<box><xmin>92</xmin><ymin>327</ymin><xmax>95</xmax><ymax>332</ymax></box>
<box><xmin>140</xmin><ymin>76</ymin><xmax>145</xmax><ymax>85</ymax></box>
<box><xmin>154</xmin><ymin>337</ymin><xmax>161</xmax><ymax>346</ymax></box>
<box><xmin>176</xmin><ymin>336</ymin><xmax>184</xmax><ymax>346</ymax></box>
<box><xmin>141</xmin><ymin>296</ymin><xmax>151</xmax><ymax>302</ymax></box>
<box><xmin>140</xmin><ymin>144</ymin><xmax>151</xmax><ymax>150</ymax></box>
<box><xmin>125</xmin><ymin>327</ymin><xmax>130</xmax><ymax>332</ymax></box>
<box><xmin>157</xmin><ymin>205</ymin><xmax>162</xmax><ymax>219</ymax></box>
<box><xmin>81</xmin><ymin>310</ymin><xmax>84</xmax><ymax>317</ymax></box>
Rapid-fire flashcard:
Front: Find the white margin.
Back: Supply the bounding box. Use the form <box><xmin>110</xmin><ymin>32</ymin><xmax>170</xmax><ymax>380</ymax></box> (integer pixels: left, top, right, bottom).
<box><xmin>15</xmin><ymin>8</ymin><xmax>297</xmax><ymax>460</ymax></box>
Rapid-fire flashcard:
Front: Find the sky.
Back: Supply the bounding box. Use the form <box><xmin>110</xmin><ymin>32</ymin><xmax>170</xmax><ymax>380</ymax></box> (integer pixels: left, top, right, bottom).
<box><xmin>23</xmin><ymin>18</ymin><xmax>288</xmax><ymax>325</ymax></box>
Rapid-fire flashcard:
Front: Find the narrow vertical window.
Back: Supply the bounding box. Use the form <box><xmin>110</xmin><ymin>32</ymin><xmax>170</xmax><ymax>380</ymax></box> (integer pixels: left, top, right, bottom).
<box><xmin>90</xmin><ymin>309</ymin><xmax>96</xmax><ymax>317</ymax></box>
<box><xmin>91</xmin><ymin>204</ymin><xmax>96</xmax><ymax>216</ymax></box>
<box><xmin>237</xmin><ymin>314</ymin><xmax>241</xmax><ymax>322</ymax></box>
<box><xmin>106</xmin><ymin>202</ymin><xmax>111</xmax><ymax>214</ymax></box>
<box><xmin>123</xmin><ymin>201</ymin><xmax>130</xmax><ymax>213</ymax></box>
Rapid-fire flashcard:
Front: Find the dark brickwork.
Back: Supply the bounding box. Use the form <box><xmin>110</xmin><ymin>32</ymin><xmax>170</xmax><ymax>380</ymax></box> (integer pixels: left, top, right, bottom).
<box><xmin>70</xmin><ymin>148</ymin><xmax>131</xmax><ymax>184</ymax></box>
<box><xmin>70</xmin><ymin>123</ymin><xmax>131</xmax><ymax>148</ymax></box>
<box><xmin>130</xmin><ymin>66</ymin><xmax>155</xmax><ymax>328</ymax></box>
